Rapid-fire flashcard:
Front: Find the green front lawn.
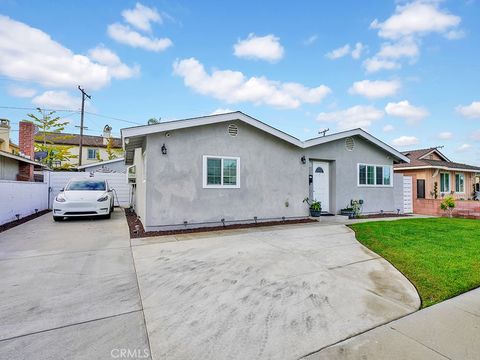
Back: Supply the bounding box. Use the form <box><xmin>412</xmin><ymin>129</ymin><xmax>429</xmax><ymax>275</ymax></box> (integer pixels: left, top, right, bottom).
<box><xmin>349</xmin><ymin>218</ymin><xmax>480</xmax><ymax>308</ymax></box>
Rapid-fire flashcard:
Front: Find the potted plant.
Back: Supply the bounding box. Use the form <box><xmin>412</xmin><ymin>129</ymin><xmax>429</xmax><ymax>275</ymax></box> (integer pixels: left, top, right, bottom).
<box><xmin>340</xmin><ymin>207</ymin><xmax>355</xmax><ymax>219</ymax></box>
<box><xmin>303</xmin><ymin>198</ymin><xmax>322</xmax><ymax>217</ymax></box>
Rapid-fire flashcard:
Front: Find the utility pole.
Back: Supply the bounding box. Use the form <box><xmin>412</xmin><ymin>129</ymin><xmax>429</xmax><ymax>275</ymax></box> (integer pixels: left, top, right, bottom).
<box><xmin>77</xmin><ymin>85</ymin><xmax>91</xmax><ymax>166</ymax></box>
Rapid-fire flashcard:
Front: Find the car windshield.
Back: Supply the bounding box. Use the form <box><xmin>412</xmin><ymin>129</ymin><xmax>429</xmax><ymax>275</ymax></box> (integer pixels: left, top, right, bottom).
<box><xmin>66</xmin><ymin>180</ymin><xmax>106</xmax><ymax>191</ymax></box>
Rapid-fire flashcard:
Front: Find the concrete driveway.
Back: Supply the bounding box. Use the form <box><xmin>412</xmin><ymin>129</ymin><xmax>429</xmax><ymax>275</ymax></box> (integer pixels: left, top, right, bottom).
<box><xmin>132</xmin><ymin>222</ymin><xmax>420</xmax><ymax>360</ymax></box>
<box><xmin>0</xmin><ymin>211</ymin><xmax>150</xmax><ymax>360</ymax></box>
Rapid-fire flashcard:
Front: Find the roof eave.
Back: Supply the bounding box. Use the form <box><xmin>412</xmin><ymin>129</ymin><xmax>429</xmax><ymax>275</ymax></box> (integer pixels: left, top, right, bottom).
<box><xmin>303</xmin><ymin>128</ymin><xmax>410</xmax><ymax>163</ymax></box>
<box><xmin>394</xmin><ymin>165</ymin><xmax>480</xmax><ymax>173</ymax></box>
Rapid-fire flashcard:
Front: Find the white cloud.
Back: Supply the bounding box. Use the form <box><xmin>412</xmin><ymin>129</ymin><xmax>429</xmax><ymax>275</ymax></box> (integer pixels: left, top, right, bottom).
<box><xmin>385</xmin><ymin>100</ymin><xmax>429</xmax><ymax>123</ymax></box>
<box><xmin>108</xmin><ymin>23</ymin><xmax>172</xmax><ymax>52</ymax></box>
<box><xmin>391</xmin><ymin>135</ymin><xmax>420</xmax><ymax>147</ymax></box>
<box><xmin>31</xmin><ymin>90</ymin><xmax>79</xmax><ymax>109</ymax></box>
<box><xmin>317</xmin><ymin>105</ymin><xmax>384</xmax><ymax>130</ymax></box>
<box><xmin>233</xmin><ymin>34</ymin><xmax>284</xmax><ymax>62</ymax></box>
<box><xmin>351</xmin><ymin>42</ymin><xmax>365</xmax><ymax>59</ymax></box>
<box><xmin>377</xmin><ymin>38</ymin><xmax>419</xmax><ymax>59</ymax></box>
<box><xmin>122</xmin><ymin>3</ymin><xmax>162</xmax><ymax>32</ymax></box>
<box><xmin>456</xmin><ymin>143</ymin><xmax>472</xmax><ymax>152</ymax></box>
<box><xmin>349</xmin><ymin>79</ymin><xmax>401</xmax><ymax>99</ymax></box>
<box><xmin>383</xmin><ymin>124</ymin><xmax>395</xmax><ymax>132</ymax></box>
<box><xmin>326</xmin><ymin>42</ymin><xmax>365</xmax><ymax>60</ymax></box>
<box><xmin>88</xmin><ymin>45</ymin><xmax>140</xmax><ymax>79</ymax></box>
<box><xmin>370</xmin><ymin>1</ymin><xmax>461</xmax><ymax>40</ymax></box>
<box><xmin>173</xmin><ymin>58</ymin><xmax>331</xmax><ymax>109</ymax></box>
<box><xmin>438</xmin><ymin>131</ymin><xmax>454</xmax><ymax>140</ymax></box>
<box><xmin>363</xmin><ymin>57</ymin><xmax>400</xmax><ymax>73</ymax></box>
<box><xmin>366</xmin><ymin>2</ymin><xmax>462</xmax><ymax>73</ymax></box>
<box><xmin>7</xmin><ymin>85</ymin><xmax>36</xmax><ymax>98</ymax></box>
<box><xmin>211</xmin><ymin>108</ymin><xmax>234</xmax><ymax>115</ymax></box>
<box><xmin>303</xmin><ymin>34</ymin><xmax>318</xmax><ymax>46</ymax></box>
<box><xmin>456</xmin><ymin>101</ymin><xmax>480</xmax><ymax>119</ymax></box>
<box><xmin>445</xmin><ymin>29</ymin><xmax>465</xmax><ymax>40</ymax></box>
<box><xmin>326</xmin><ymin>44</ymin><xmax>351</xmax><ymax>59</ymax></box>
<box><xmin>0</xmin><ymin>15</ymin><xmax>137</xmax><ymax>90</ymax></box>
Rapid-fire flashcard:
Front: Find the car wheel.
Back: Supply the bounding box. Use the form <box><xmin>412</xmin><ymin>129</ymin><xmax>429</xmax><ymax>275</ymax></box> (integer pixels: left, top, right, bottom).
<box><xmin>104</xmin><ymin>211</ymin><xmax>112</xmax><ymax>219</ymax></box>
<box><xmin>53</xmin><ymin>216</ymin><xmax>63</xmax><ymax>222</ymax></box>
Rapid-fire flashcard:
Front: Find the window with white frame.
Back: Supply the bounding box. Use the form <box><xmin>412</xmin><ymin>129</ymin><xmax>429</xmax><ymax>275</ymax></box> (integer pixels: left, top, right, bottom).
<box><xmin>358</xmin><ymin>164</ymin><xmax>392</xmax><ymax>186</ymax></box>
<box><xmin>455</xmin><ymin>173</ymin><xmax>465</xmax><ymax>193</ymax></box>
<box><xmin>87</xmin><ymin>148</ymin><xmax>97</xmax><ymax>160</ymax></box>
<box><xmin>440</xmin><ymin>172</ymin><xmax>450</xmax><ymax>193</ymax></box>
<box><xmin>203</xmin><ymin>156</ymin><xmax>240</xmax><ymax>188</ymax></box>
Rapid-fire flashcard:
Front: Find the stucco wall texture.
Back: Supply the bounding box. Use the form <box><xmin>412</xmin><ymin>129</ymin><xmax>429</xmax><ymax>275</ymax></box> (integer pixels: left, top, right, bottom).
<box><xmin>139</xmin><ymin>121</ymin><xmax>397</xmax><ymax>230</ymax></box>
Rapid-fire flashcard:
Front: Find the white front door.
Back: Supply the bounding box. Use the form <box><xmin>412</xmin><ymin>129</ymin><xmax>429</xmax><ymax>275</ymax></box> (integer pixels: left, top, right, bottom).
<box><xmin>312</xmin><ymin>161</ymin><xmax>330</xmax><ymax>213</ymax></box>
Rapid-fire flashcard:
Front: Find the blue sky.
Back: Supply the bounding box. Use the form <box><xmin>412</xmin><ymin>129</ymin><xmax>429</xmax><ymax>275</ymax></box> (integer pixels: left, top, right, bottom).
<box><xmin>0</xmin><ymin>0</ymin><xmax>479</xmax><ymax>164</ymax></box>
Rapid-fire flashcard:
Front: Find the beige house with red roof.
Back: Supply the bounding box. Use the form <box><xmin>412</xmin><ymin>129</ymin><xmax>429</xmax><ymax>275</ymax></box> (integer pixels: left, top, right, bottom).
<box><xmin>35</xmin><ymin>128</ymin><xmax>123</xmax><ymax>167</ymax></box>
<box><xmin>394</xmin><ymin>147</ymin><xmax>480</xmax><ymax>200</ymax></box>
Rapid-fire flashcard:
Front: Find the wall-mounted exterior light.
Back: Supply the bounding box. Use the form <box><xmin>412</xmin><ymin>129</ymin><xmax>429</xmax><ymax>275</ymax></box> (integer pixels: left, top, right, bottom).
<box><xmin>161</xmin><ymin>144</ymin><xmax>167</xmax><ymax>155</ymax></box>
<box><xmin>301</xmin><ymin>156</ymin><xmax>306</xmax><ymax>164</ymax></box>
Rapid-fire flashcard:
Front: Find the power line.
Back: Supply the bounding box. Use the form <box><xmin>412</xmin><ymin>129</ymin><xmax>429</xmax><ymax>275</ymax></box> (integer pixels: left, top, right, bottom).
<box><xmin>0</xmin><ymin>105</ymin><xmax>79</xmax><ymax>113</ymax></box>
<box><xmin>0</xmin><ymin>106</ymin><xmax>143</xmax><ymax>126</ymax></box>
<box><xmin>84</xmin><ymin>111</ymin><xmax>142</xmax><ymax>125</ymax></box>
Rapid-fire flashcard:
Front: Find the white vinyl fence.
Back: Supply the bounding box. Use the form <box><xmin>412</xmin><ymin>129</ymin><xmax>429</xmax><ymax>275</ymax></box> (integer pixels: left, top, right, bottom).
<box><xmin>0</xmin><ymin>180</ymin><xmax>49</xmax><ymax>224</ymax></box>
<box><xmin>46</xmin><ymin>172</ymin><xmax>131</xmax><ymax>208</ymax></box>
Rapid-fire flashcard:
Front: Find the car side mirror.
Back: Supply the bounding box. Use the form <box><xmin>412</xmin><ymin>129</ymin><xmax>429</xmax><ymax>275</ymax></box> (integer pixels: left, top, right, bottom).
<box><xmin>60</xmin><ymin>188</ymin><xmax>64</xmax><ymax>192</ymax></box>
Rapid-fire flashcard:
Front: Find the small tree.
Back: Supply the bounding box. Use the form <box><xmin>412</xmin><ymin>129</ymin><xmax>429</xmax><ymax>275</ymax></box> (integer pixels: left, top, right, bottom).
<box><xmin>27</xmin><ymin>108</ymin><xmax>77</xmax><ymax>169</ymax></box>
<box><xmin>105</xmin><ymin>137</ymin><xmax>117</xmax><ymax>160</ymax></box>
<box><xmin>440</xmin><ymin>196</ymin><xmax>455</xmax><ymax>218</ymax></box>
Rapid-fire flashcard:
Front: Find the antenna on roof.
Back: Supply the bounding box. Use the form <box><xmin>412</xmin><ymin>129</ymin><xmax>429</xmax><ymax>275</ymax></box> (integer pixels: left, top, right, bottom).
<box><xmin>436</xmin><ymin>145</ymin><xmax>444</xmax><ymax>149</ymax></box>
<box><xmin>318</xmin><ymin>128</ymin><xmax>329</xmax><ymax>137</ymax></box>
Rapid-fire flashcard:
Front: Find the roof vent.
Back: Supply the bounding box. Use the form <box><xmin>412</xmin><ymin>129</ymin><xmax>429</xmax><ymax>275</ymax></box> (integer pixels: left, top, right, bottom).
<box><xmin>345</xmin><ymin>137</ymin><xmax>355</xmax><ymax>151</ymax></box>
<box><xmin>227</xmin><ymin>124</ymin><xmax>238</xmax><ymax>137</ymax></box>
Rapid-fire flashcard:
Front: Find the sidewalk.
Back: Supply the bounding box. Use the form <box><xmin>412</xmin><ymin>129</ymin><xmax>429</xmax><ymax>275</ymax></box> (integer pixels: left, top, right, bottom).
<box><xmin>303</xmin><ymin>287</ymin><xmax>480</xmax><ymax>359</ymax></box>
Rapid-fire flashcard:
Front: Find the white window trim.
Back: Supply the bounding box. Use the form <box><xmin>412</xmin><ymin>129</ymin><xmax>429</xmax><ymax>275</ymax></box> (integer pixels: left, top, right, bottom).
<box><xmin>455</xmin><ymin>172</ymin><xmax>465</xmax><ymax>194</ymax></box>
<box><xmin>203</xmin><ymin>155</ymin><xmax>240</xmax><ymax>189</ymax></box>
<box><xmin>440</xmin><ymin>172</ymin><xmax>451</xmax><ymax>193</ymax></box>
<box><xmin>87</xmin><ymin>148</ymin><xmax>97</xmax><ymax>160</ymax></box>
<box><xmin>357</xmin><ymin>163</ymin><xmax>393</xmax><ymax>187</ymax></box>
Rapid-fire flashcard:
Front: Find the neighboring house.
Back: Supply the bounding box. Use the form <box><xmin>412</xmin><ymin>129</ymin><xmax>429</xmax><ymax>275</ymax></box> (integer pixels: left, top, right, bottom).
<box><xmin>0</xmin><ymin>121</ymin><xmax>45</xmax><ymax>181</ymax></box>
<box><xmin>0</xmin><ymin>150</ymin><xmax>43</xmax><ymax>181</ymax></box>
<box><xmin>122</xmin><ymin>112</ymin><xmax>409</xmax><ymax>231</ymax></box>
<box><xmin>0</xmin><ymin>118</ymin><xmax>19</xmax><ymax>154</ymax></box>
<box><xmin>394</xmin><ymin>147</ymin><xmax>480</xmax><ymax>200</ymax></box>
<box><xmin>77</xmin><ymin>157</ymin><xmax>127</xmax><ymax>173</ymax></box>
<box><xmin>34</xmin><ymin>126</ymin><xmax>123</xmax><ymax>167</ymax></box>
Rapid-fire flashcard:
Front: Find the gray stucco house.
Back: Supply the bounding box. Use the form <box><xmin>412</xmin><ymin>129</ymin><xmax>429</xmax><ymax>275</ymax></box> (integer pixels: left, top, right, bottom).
<box><xmin>122</xmin><ymin>112</ymin><xmax>409</xmax><ymax>231</ymax></box>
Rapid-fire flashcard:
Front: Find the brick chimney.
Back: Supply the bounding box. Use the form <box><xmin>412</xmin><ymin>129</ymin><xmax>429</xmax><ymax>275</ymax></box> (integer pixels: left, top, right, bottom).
<box><xmin>17</xmin><ymin>121</ymin><xmax>35</xmax><ymax>181</ymax></box>
<box><xmin>19</xmin><ymin>121</ymin><xmax>35</xmax><ymax>160</ymax></box>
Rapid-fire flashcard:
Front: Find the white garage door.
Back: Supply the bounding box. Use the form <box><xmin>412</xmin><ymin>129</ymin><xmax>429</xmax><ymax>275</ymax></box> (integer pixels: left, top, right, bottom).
<box><xmin>403</xmin><ymin>176</ymin><xmax>413</xmax><ymax>213</ymax></box>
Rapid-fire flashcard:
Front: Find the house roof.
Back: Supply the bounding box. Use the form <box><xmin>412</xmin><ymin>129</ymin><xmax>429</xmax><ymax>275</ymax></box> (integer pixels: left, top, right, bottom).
<box><xmin>394</xmin><ymin>147</ymin><xmax>480</xmax><ymax>172</ymax></box>
<box><xmin>0</xmin><ymin>150</ymin><xmax>46</xmax><ymax>166</ymax></box>
<box><xmin>121</xmin><ymin>111</ymin><xmax>410</xmax><ymax>165</ymax></box>
<box><xmin>77</xmin><ymin>157</ymin><xmax>125</xmax><ymax>169</ymax></box>
<box><xmin>35</xmin><ymin>132</ymin><xmax>122</xmax><ymax>148</ymax></box>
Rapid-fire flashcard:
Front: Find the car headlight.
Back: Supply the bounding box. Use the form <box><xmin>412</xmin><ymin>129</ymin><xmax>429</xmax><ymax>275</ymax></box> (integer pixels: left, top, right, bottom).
<box><xmin>55</xmin><ymin>193</ymin><xmax>66</xmax><ymax>203</ymax></box>
<box><xmin>97</xmin><ymin>194</ymin><xmax>109</xmax><ymax>202</ymax></box>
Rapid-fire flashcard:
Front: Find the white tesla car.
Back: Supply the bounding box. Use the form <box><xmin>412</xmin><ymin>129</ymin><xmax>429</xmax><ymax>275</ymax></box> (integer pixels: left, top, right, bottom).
<box><xmin>53</xmin><ymin>179</ymin><xmax>114</xmax><ymax>221</ymax></box>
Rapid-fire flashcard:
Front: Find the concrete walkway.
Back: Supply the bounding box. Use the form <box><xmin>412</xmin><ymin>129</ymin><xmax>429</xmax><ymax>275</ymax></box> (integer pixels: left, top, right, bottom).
<box><xmin>304</xmin><ymin>287</ymin><xmax>480</xmax><ymax>360</ymax></box>
<box><xmin>0</xmin><ymin>211</ymin><xmax>151</xmax><ymax>360</ymax></box>
<box><xmin>132</xmin><ymin>222</ymin><xmax>419</xmax><ymax>360</ymax></box>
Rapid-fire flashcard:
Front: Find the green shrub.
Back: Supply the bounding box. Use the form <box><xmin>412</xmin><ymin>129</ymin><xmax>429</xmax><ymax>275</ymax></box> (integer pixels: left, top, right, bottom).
<box><xmin>440</xmin><ymin>196</ymin><xmax>455</xmax><ymax>217</ymax></box>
